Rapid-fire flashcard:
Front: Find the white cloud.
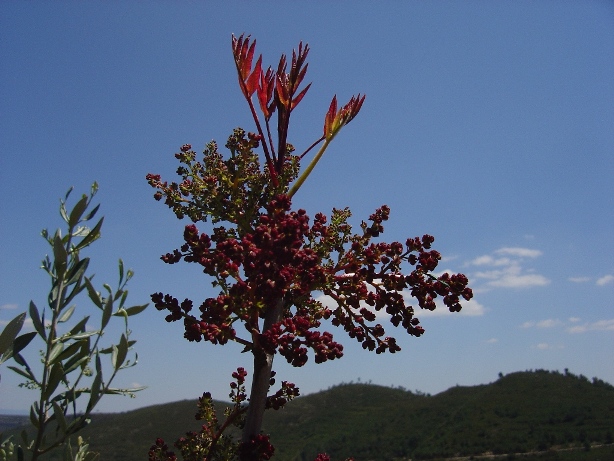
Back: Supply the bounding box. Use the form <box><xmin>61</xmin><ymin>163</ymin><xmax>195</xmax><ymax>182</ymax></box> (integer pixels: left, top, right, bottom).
<box><xmin>535</xmin><ymin>319</ymin><xmax>562</xmax><ymax>328</ymax></box>
<box><xmin>568</xmin><ymin>276</ymin><xmax>590</xmax><ymax>283</ymax></box>
<box><xmin>568</xmin><ymin>317</ymin><xmax>581</xmax><ymax>323</ymax></box>
<box><xmin>470</xmin><ymin>255</ymin><xmax>511</xmax><ymax>266</ymax></box>
<box><xmin>0</xmin><ymin>303</ymin><xmax>19</xmax><ymax>311</ymax></box>
<box><xmin>596</xmin><ymin>275</ymin><xmax>614</xmax><ymax>286</ymax></box>
<box><xmin>495</xmin><ymin>247</ymin><xmax>542</xmax><ymax>258</ymax></box>
<box><xmin>468</xmin><ymin>248</ymin><xmax>549</xmax><ymax>289</ymax></box>
<box><xmin>521</xmin><ymin>319</ymin><xmax>561</xmax><ymax>329</ymax></box>
<box><xmin>490</xmin><ymin>272</ymin><xmax>550</xmax><ymax>288</ymax></box>
<box><xmin>567</xmin><ymin>319</ymin><xmax>614</xmax><ymax>333</ymax></box>
<box><xmin>485</xmin><ymin>338</ymin><xmax>498</xmax><ymax>344</ymax></box>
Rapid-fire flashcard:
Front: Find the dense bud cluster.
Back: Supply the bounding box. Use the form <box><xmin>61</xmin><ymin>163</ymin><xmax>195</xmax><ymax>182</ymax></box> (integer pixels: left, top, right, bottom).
<box><xmin>150</xmin><ymin>174</ymin><xmax>472</xmax><ymax>363</ymax></box>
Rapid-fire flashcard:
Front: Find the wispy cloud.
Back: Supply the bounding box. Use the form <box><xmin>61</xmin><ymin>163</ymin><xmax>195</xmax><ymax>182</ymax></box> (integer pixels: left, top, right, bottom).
<box><xmin>495</xmin><ymin>247</ymin><xmax>542</xmax><ymax>258</ymax></box>
<box><xmin>485</xmin><ymin>338</ymin><xmax>498</xmax><ymax>344</ymax></box>
<box><xmin>0</xmin><ymin>303</ymin><xmax>19</xmax><ymax>311</ymax></box>
<box><xmin>522</xmin><ymin>317</ymin><xmax>614</xmax><ymax>334</ymax></box>
<box><xmin>567</xmin><ymin>319</ymin><xmax>614</xmax><ymax>333</ymax></box>
<box><xmin>521</xmin><ymin>319</ymin><xmax>562</xmax><ymax>329</ymax></box>
<box><xmin>467</xmin><ymin>247</ymin><xmax>549</xmax><ymax>289</ymax></box>
<box><xmin>596</xmin><ymin>274</ymin><xmax>614</xmax><ymax>286</ymax></box>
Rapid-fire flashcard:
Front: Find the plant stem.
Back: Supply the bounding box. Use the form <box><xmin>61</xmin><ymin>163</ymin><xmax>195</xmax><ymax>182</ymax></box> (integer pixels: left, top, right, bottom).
<box><xmin>287</xmin><ymin>139</ymin><xmax>331</xmax><ymax>198</ymax></box>
<box><xmin>241</xmin><ymin>297</ymin><xmax>284</xmax><ymax>448</ymax></box>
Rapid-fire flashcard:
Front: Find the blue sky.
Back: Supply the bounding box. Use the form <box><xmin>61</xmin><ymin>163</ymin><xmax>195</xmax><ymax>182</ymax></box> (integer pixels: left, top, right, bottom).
<box><xmin>1</xmin><ymin>2</ymin><xmax>612</xmax><ymax>414</ymax></box>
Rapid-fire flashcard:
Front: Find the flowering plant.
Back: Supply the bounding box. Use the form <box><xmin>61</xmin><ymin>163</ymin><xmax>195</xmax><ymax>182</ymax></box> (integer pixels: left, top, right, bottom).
<box><xmin>147</xmin><ymin>35</ymin><xmax>472</xmax><ymax>461</ymax></box>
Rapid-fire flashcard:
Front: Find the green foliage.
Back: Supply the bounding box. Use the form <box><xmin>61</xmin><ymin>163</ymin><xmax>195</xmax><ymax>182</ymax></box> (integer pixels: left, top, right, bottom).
<box><xmin>4</xmin><ymin>370</ymin><xmax>612</xmax><ymax>460</ymax></box>
<box><xmin>0</xmin><ymin>184</ymin><xmax>147</xmax><ymax>461</ymax></box>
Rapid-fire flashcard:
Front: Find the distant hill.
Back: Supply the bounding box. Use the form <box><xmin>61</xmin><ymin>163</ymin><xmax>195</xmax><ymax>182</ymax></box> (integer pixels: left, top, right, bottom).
<box><xmin>2</xmin><ymin>370</ymin><xmax>614</xmax><ymax>460</ymax></box>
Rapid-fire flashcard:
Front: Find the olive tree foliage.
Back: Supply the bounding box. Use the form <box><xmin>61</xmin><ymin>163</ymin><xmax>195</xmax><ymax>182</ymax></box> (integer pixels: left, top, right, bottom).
<box><xmin>0</xmin><ymin>184</ymin><xmax>148</xmax><ymax>461</ymax></box>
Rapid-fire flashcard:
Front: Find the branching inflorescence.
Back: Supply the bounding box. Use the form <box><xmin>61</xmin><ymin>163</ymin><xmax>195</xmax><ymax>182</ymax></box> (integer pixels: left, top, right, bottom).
<box><xmin>146</xmin><ymin>34</ymin><xmax>472</xmax><ymax>461</ymax></box>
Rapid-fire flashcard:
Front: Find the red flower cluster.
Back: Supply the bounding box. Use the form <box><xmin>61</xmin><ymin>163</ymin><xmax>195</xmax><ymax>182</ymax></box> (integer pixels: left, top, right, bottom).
<box><xmin>151</xmin><ymin>181</ymin><xmax>472</xmax><ymax>362</ymax></box>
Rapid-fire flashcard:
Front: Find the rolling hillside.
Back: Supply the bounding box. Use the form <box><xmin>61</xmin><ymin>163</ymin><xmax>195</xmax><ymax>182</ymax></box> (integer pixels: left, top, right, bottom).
<box><xmin>2</xmin><ymin>370</ymin><xmax>613</xmax><ymax>460</ymax></box>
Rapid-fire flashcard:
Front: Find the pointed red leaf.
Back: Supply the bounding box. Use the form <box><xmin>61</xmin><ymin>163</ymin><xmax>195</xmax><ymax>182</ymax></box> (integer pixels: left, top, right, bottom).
<box><xmin>324</xmin><ymin>95</ymin><xmax>338</xmax><ymax>136</ymax></box>
<box><xmin>245</xmin><ymin>55</ymin><xmax>262</xmax><ymax>96</ymax></box>
<box><xmin>291</xmin><ymin>82</ymin><xmax>312</xmax><ymax>110</ymax></box>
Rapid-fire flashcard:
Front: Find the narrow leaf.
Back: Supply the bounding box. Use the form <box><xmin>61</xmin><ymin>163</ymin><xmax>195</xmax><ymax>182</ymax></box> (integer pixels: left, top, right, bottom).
<box><xmin>63</xmin><ymin>355</ymin><xmax>89</xmax><ymax>374</ymax></box>
<box><xmin>29</xmin><ymin>404</ymin><xmax>40</xmax><ymax>430</ymax></box>
<box><xmin>115</xmin><ymin>334</ymin><xmax>129</xmax><ymax>370</ymax></box>
<box><xmin>0</xmin><ymin>312</ymin><xmax>25</xmax><ymax>355</ymax></box>
<box><xmin>54</xmin><ymin>341</ymin><xmax>83</xmax><ymax>363</ymax></box>
<box><xmin>74</xmin><ymin>217</ymin><xmax>104</xmax><ymax>252</ymax></box>
<box><xmin>87</xmin><ymin>371</ymin><xmax>102</xmax><ymax>412</ymax></box>
<box><xmin>123</xmin><ymin>304</ymin><xmax>148</xmax><ymax>316</ymax></box>
<box><xmin>84</xmin><ymin>277</ymin><xmax>102</xmax><ymax>309</ymax></box>
<box><xmin>101</xmin><ymin>295</ymin><xmax>113</xmax><ymax>329</ymax></box>
<box><xmin>58</xmin><ymin>305</ymin><xmax>76</xmax><ymax>324</ymax></box>
<box><xmin>48</xmin><ymin>342</ymin><xmax>64</xmax><ymax>365</ymax></box>
<box><xmin>68</xmin><ymin>195</ymin><xmax>89</xmax><ymax>228</ymax></box>
<box><xmin>7</xmin><ymin>365</ymin><xmax>35</xmax><ymax>382</ymax></box>
<box><xmin>12</xmin><ymin>331</ymin><xmax>37</xmax><ymax>356</ymax></box>
<box><xmin>52</xmin><ymin>401</ymin><xmax>68</xmax><ymax>433</ymax></box>
<box><xmin>43</xmin><ymin>363</ymin><xmax>64</xmax><ymax>400</ymax></box>
<box><xmin>83</xmin><ymin>203</ymin><xmax>100</xmax><ymax>221</ymax></box>
<box><xmin>65</xmin><ymin>258</ymin><xmax>89</xmax><ymax>287</ymax></box>
<box><xmin>53</xmin><ymin>233</ymin><xmax>68</xmax><ymax>278</ymax></box>
<box><xmin>118</xmin><ymin>259</ymin><xmax>124</xmax><ymax>285</ymax></box>
<box><xmin>69</xmin><ymin>316</ymin><xmax>89</xmax><ymax>336</ymax></box>
<box><xmin>69</xmin><ymin>331</ymin><xmax>98</xmax><ymax>340</ymax></box>
<box><xmin>29</xmin><ymin>301</ymin><xmax>46</xmax><ymax>340</ymax></box>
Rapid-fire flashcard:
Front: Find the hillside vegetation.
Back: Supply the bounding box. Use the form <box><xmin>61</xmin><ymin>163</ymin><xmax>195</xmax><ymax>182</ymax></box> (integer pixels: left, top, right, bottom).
<box><xmin>3</xmin><ymin>370</ymin><xmax>613</xmax><ymax>460</ymax></box>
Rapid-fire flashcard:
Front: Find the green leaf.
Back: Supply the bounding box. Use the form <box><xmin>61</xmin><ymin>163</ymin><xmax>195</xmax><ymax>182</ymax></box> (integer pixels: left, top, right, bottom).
<box><xmin>69</xmin><ymin>316</ymin><xmax>89</xmax><ymax>336</ymax></box>
<box><xmin>29</xmin><ymin>404</ymin><xmax>40</xmax><ymax>430</ymax></box>
<box><xmin>113</xmin><ymin>334</ymin><xmax>129</xmax><ymax>371</ymax></box>
<box><xmin>54</xmin><ymin>341</ymin><xmax>83</xmax><ymax>363</ymax></box>
<box><xmin>118</xmin><ymin>259</ymin><xmax>124</xmax><ymax>285</ymax></box>
<box><xmin>87</xmin><ymin>371</ymin><xmax>102</xmax><ymax>412</ymax></box>
<box><xmin>101</xmin><ymin>295</ymin><xmax>113</xmax><ymax>330</ymax></box>
<box><xmin>68</xmin><ymin>195</ymin><xmax>89</xmax><ymax>228</ymax></box>
<box><xmin>84</xmin><ymin>277</ymin><xmax>102</xmax><ymax>309</ymax></box>
<box><xmin>53</xmin><ymin>233</ymin><xmax>68</xmax><ymax>278</ymax></box>
<box><xmin>7</xmin><ymin>365</ymin><xmax>35</xmax><ymax>382</ymax></box>
<box><xmin>48</xmin><ymin>342</ymin><xmax>64</xmax><ymax>365</ymax></box>
<box><xmin>13</xmin><ymin>331</ymin><xmax>37</xmax><ymax>356</ymax></box>
<box><xmin>65</xmin><ymin>258</ymin><xmax>89</xmax><ymax>287</ymax></box>
<box><xmin>83</xmin><ymin>203</ymin><xmax>100</xmax><ymax>222</ymax></box>
<box><xmin>63</xmin><ymin>355</ymin><xmax>89</xmax><ymax>374</ymax></box>
<box><xmin>52</xmin><ymin>401</ymin><xmax>68</xmax><ymax>433</ymax></box>
<box><xmin>74</xmin><ymin>217</ymin><xmax>104</xmax><ymax>252</ymax></box>
<box><xmin>123</xmin><ymin>304</ymin><xmax>149</xmax><ymax>317</ymax></box>
<box><xmin>69</xmin><ymin>331</ymin><xmax>98</xmax><ymax>340</ymax></box>
<box><xmin>95</xmin><ymin>354</ymin><xmax>102</xmax><ymax>374</ymax></box>
<box><xmin>43</xmin><ymin>363</ymin><xmax>65</xmax><ymax>400</ymax></box>
<box><xmin>0</xmin><ymin>312</ymin><xmax>25</xmax><ymax>356</ymax></box>
<box><xmin>63</xmin><ymin>274</ymin><xmax>88</xmax><ymax>305</ymax></box>
<box><xmin>29</xmin><ymin>301</ymin><xmax>46</xmax><ymax>340</ymax></box>
<box><xmin>12</xmin><ymin>352</ymin><xmax>27</xmax><ymax>367</ymax></box>
<box><xmin>64</xmin><ymin>186</ymin><xmax>74</xmax><ymax>202</ymax></box>
<box><xmin>58</xmin><ymin>305</ymin><xmax>76</xmax><ymax>324</ymax></box>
